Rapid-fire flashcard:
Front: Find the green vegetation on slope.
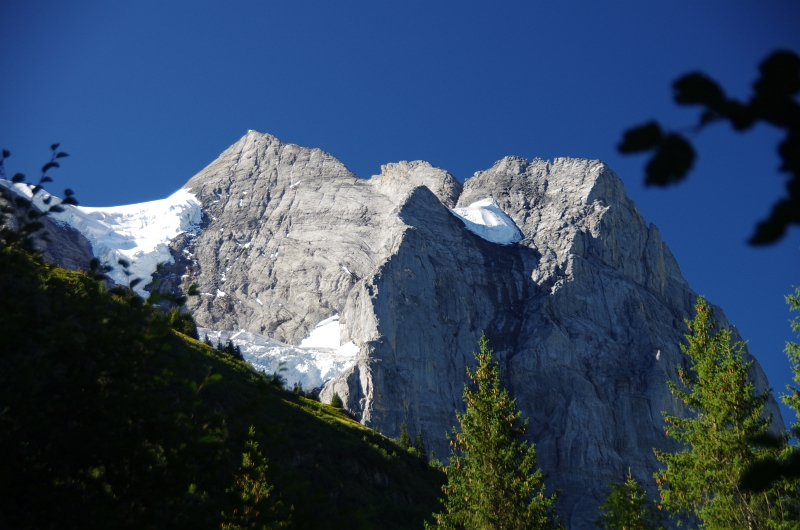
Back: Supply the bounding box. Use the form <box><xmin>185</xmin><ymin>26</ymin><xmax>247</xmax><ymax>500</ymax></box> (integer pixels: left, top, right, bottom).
<box><xmin>0</xmin><ymin>244</ymin><xmax>444</xmax><ymax>529</ymax></box>
<box><xmin>174</xmin><ymin>330</ymin><xmax>445</xmax><ymax>529</ymax></box>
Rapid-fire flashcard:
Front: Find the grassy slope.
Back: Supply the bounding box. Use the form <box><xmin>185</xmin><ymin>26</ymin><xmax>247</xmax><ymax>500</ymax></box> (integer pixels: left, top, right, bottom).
<box><xmin>175</xmin><ymin>334</ymin><xmax>445</xmax><ymax>529</ymax></box>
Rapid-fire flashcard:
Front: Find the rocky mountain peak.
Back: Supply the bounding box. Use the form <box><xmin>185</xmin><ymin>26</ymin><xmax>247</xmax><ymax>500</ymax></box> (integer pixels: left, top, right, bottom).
<box><xmin>184</xmin><ymin>130</ymin><xmax>356</xmax><ymax>198</ymax></box>
<box><xmin>371</xmin><ymin>160</ymin><xmax>462</xmax><ymax>207</ymax></box>
<box><xmin>34</xmin><ymin>132</ymin><xmax>783</xmax><ymax>529</ymax></box>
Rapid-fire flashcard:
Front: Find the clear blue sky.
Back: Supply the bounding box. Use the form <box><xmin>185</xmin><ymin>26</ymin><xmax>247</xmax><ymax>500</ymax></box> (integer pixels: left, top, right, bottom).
<box><xmin>2</xmin><ymin>1</ymin><xmax>799</xmax><ymax>421</ymax></box>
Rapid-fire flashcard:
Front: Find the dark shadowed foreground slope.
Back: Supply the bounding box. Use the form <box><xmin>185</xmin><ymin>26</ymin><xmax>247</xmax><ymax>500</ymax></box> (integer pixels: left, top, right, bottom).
<box><xmin>0</xmin><ymin>245</ymin><xmax>443</xmax><ymax>529</ymax></box>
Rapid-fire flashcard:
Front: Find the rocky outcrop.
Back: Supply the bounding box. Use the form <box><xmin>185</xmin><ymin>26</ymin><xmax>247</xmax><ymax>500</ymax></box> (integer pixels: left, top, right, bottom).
<box><xmin>147</xmin><ymin>132</ymin><xmax>781</xmax><ymax>529</ymax></box>
<box><xmin>0</xmin><ymin>182</ymin><xmax>95</xmax><ymax>271</ymax></box>
<box><xmin>163</xmin><ymin>131</ymin><xmax>411</xmax><ymax>344</ymax></box>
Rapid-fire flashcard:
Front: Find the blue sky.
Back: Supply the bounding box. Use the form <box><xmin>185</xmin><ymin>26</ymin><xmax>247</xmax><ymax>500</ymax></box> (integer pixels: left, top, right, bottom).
<box><xmin>2</xmin><ymin>1</ymin><xmax>799</xmax><ymax>421</ymax></box>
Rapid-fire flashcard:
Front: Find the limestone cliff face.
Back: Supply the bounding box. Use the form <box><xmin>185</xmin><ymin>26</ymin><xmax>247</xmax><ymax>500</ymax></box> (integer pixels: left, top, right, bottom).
<box><xmin>153</xmin><ymin>132</ymin><xmax>781</xmax><ymax>529</ymax></box>
<box><xmin>166</xmin><ymin>132</ymin><xmax>406</xmax><ymax>344</ymax></box>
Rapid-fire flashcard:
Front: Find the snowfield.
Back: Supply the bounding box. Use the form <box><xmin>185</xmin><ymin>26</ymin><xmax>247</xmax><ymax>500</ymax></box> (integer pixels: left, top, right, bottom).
<box><xmin>50</xmin><ymin>189</ymin><xmax>203</xmax><ymax>296</ymax></box>
<box><xmin>449</xmin><ymin>198</ymin><xmax>522</xmax><ymax>245</ymax></box>
<box><xmin>200</xmin><ymin>315</ymin><xmax>358</xmax><ymax>390</ymax></box>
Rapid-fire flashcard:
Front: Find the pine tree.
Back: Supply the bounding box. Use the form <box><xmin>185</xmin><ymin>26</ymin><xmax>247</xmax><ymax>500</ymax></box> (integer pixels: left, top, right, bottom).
<box><xmin>655</xmin><ymin>296</ymin><xmax>784</xmax><ymax>528</ymax></box>
<box><xmin>427</xmin><ymin>333</ymin><xmax>560</xmax><ymax>530</ymax></box>
<box><xmin>786</xmin><ymin>288</ymin><xmax>800</xmax><ymax>427</ymax></box>
<box><xmin>165</xmin><ymin>306</ymin><xmax>199</xmax><ymax>339</ymax></box>
<box><xmin>415</xmin><ymin>431</ymin><xmax>426</xmax><ymax>457</ymax></box>
<box><xmin>329</xmin><ymin>392</ymin><xmax>343</xmax><ymax>409</ymax></box>
<box><xmin>221</xmin><ymin>426</ymin><xmax>289</xmax><ymax>529</ymax></box>
<box><xmin>740</xmin><ymin>288</ymin><xmax>800</xmax><ymax>521</ymax></box>
<box><xmin>595</xmin><ymin>469</ymin><xmax>663</xmax><ymax>530</ymax></box>
<box><xmin>398</xmin><ymin>422</ymin><xmax>412</xmax><ymax>451</ymax></box>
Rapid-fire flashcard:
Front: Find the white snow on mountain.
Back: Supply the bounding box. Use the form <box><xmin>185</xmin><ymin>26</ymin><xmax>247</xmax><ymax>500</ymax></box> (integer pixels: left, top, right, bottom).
<box><xmin>0</xmin><ymin>179</ymin><xmax>38</xmax><ymax>200</ymax></box>
<box><xmin>49</xmin><ymin>189</ymin><xmax>203</xmax><ymax>296</ymax></box>
<box><xmin>200</xmin><ymin>314</ymin><xmax>358</xmax><ymax>390</ymax></box>
<box><xmin>299</xmin><ymin>314</ymin><xmax>339</xmax><ymax>348</ymax></box>
<box><xmin>449</xmin><ymin>197</ymin><xmax>522</xmax><ymax>245</ymax></box>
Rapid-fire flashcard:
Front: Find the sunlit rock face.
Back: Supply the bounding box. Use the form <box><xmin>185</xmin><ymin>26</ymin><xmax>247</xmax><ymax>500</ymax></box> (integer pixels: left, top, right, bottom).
<box><xmin>43</xmin><ymin>131</ymin><xmax>782</xmax><ymax>530</ymax></box>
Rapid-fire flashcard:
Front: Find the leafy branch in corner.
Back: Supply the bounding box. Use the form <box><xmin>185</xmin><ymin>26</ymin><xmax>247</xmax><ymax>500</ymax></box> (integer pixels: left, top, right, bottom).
<box><xmin>0</xmin><ymin>144</ymin><xmax>77</xmax><ymax>252</ymax></box>
<box><xmin>618</xmin><ymin>50</ymin><xmax>800</xmax><ymax>244</ymax></box>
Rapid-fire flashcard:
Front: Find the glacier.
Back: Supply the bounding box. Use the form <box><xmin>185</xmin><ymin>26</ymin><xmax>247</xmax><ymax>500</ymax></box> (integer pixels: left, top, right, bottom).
<box><xmin>200</xmin><ymin>314</ymin><xmax>358</xmax><ymax>390</ymax></box>
<box><xmin>50</xmin><ymin>189</ymin><xmax>202</xmax><ymax>296</ymax></box>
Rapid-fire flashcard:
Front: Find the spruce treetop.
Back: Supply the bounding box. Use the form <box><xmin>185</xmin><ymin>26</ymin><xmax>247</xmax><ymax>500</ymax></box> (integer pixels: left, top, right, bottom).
<box><xmin>428</xmin><ymin>332</ymin><xmax>560</xmax><ymax>530</ymax></box>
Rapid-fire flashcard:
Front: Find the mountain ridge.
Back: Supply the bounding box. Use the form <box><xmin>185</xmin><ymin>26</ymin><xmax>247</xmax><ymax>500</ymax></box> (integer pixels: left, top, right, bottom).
<box><xmin>15</xmin><ymin>130</ymin><xmax>784</xmax><ymax>529</ymax></box>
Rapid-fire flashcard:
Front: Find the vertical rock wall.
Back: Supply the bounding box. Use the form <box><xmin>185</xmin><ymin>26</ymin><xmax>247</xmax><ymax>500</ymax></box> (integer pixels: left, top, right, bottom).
<box><xmin>151</xmin><ymin>132</ymin><xmax>781</xmax><ymax>529</ymax></box>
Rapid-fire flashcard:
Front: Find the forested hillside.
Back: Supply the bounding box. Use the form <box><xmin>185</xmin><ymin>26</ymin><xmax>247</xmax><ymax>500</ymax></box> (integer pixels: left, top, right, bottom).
<box><xmin>0</xmin><ymin>244</ymin><xmax>444</xmax><ymax>529</ymax></box>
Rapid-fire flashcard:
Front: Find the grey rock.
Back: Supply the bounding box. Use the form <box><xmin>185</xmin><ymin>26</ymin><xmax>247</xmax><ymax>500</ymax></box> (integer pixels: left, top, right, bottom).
<box><xmin>39</xmin><ymin>218</ymin><xmax>95</xmax><ymax>272</ymax></box>
<box><xmin>0</xmin><ymin>182</ymin><xmax>95</xmax><ymax>271</ymax></box>
<box><xmin>151</xmin><ymin>133</ymin><xmax>782</xmax><ymax>529</ymax></box>
<box><xmin>166</xmin><ymin>131</ymin><xmax>409</xmax><ymax>344</ymax></box>
<box><xmin>371</xmin><ymin>160</ymin><xmax>462</xmax><ymax>207</ymax></box>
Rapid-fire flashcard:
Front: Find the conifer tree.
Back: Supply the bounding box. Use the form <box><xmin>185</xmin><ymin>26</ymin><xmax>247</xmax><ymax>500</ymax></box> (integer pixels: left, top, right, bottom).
<box><xmin>415</xmin><ymin>431</ymin><xmax>426</xmax><ymax>457</ymax></box>
<box><xmin>595</xmin><ymin>470</ymin><xmax>663</xmax><ymax>530</ymax></box>
<box><xmin>221</xmin><ymin>426</ymin><xmax>289</xmax><ymax>529</ymax></box>
<box><xmin>428</xmin><ymin>333</ymin><xmax>560</xmax><ymax>530</ymax></box>
<box><xmin>785</xmin><ymin>287</ymin><xmax>800</xmax><ymax>431</ymax></box>
<box><xmin>740</xmin><ymin>288</ymin><xmax>800</xmax><ymax>520</ymax></box>
<box><xmin>330</xmin><ymin>392</ymin><xmax>343</xmax><ymax>409</ymax></box>
<box><xmin>398</xmin><ymin>422</ymin><xmax>412</xmax><ymax>451</ymax></box>
<box><xmin>655</xmin><ymin>297</ymin><xmax>785</xmax><ymax>528</ymax></box>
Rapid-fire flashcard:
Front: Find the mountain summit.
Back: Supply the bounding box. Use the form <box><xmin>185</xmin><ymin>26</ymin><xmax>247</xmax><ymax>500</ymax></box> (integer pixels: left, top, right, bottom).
<box><xmin>42</xmin><ymin>131</ymin><xmax>782</xmax><ymax>528</ymax></box>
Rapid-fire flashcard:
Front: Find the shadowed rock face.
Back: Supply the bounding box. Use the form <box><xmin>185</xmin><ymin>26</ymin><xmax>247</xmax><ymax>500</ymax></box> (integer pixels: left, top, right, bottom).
<box><xmin>0</xmin><ymin>185</ymin><xmax>95</xmax><ymax>271</ymax></box>
<box><xmin>153</xmin><ymin>131</ymin><xmax>781</xmax><ymax>529</ymax></box>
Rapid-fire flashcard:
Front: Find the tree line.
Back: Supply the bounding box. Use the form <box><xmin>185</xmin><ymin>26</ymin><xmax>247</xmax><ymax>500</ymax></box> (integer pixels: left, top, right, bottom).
<box><xmin>0</xmin><ymin>148</ymin><xmax>290</xmax><ymax>528</ymax></box>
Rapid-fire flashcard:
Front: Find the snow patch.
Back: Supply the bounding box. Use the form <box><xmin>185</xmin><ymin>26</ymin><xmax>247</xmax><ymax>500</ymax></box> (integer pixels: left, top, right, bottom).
<box><xmin>299</xmin><ymin>314</ymin><xmax>341</xmax><ymax>349</ymax></box>
<box><xmin>449</xmin><ymin>198</ymin><xmax>522</xmax><ymax>245</ymax></box>
<box><xmin>199</xmin><ymin>319</ymin><xmax>359</xmax><ymax>390</ymax></box>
